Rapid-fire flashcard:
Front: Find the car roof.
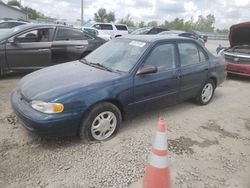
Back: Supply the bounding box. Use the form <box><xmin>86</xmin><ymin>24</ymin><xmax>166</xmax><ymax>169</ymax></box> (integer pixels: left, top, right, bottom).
<box><xmin>120</xmin><ymin>34</ymin><xmax>191</xmax><ymax>43</ymax></box>
<box><xmin>16</xmin><ymin>23</ymin><xmax>78</xmax><ymax>29</ymax></box>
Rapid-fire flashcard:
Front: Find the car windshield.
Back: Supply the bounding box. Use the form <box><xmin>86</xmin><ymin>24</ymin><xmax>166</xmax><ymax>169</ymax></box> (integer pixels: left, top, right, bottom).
<box><xmin>83</xmin><ymin>38</ymin><xmax>148</xmax><ymax>72</ymax></box>
<box><xmin>131</xmin><ymin>28</ymin><xmax>151</xmax><ymax>35</ymax></box>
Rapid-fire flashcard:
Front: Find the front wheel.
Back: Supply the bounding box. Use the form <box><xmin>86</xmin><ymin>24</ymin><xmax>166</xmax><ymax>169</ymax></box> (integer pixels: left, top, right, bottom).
<box><xmin>195</xmin><ymin>79</ymin><xmax>215</xmax><ymax>105</ymax></box>
<box><xmin>79</xmin><ymin>102</ymin><xmax>122</xmax><ymax>142</ymax></box>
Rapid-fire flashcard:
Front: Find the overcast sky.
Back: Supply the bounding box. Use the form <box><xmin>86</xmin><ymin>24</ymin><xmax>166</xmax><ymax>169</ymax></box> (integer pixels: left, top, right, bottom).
<box><xmin>4</xmin><ymin>0</ymin><xmax>250</xmax><ymax>28</ymax></box>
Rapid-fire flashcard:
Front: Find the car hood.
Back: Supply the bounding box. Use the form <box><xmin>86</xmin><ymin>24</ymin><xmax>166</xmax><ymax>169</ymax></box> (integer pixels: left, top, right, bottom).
<box><xmin>229</xmin><ymin>22</ymin><xmax>250</xmax><ymax>47</ymax></box>
<box><xmin>20</xmin><ymin>61</ymin><xmax>121</xmax><ymax>101</ymax></box>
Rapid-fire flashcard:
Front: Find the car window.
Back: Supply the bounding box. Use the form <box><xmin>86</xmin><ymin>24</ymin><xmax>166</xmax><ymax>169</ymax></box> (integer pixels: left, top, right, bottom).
<box><xmin>84</xmin><ymin>28</ymin><xmax>98</xmax><ymax>36</ymax></box>
<box><xmin>0</xmin><ymin>22</ymin><xmax>24</xmax><ymax>29</ymax></box>
<box><xmin>178</xmin><ymin>43</ymin><xmax>200</xmax><ymax>66</ymax></box>
<box><xmin>115</xmin><ymin>25</ymin><xmax>127</xmax><ymax>31</ymax></box>
<box><xmin>83</xmin><ymin>32</ymin><xmax>93</xmax><ymax>40</ymax></box>
<box><xmin>94</xmin><ymin>24</ymin><xmax>113</xmax><ymax>30</ymax></box>
<box><xmin>143</xmin><ymin>43</ymin><xmax>176</xmax><ymax>71</ymax></box>
<box><xmin>55</xmin><ymin>28</ymin><xmax>83</xmax><ymax>41</ymax></box>
<box><xmin>148</xmin><ymin>28</ymin><xmax>158</xmax><ymax>34</ymax></box>
<box><xmin>15</xmin><ymin>28</ymin><xmax>50</xmax><ymax>43</ymax></box>
<box><xmin>199</xmin><ymin>48</ymin><xmax>208</xmax><ymax>62</ymax></box>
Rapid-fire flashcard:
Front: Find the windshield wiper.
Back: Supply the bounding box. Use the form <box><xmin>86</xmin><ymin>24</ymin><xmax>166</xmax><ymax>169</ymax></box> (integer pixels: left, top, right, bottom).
<box><xmin>91</xmin><ymin>63</ymin><xmax>114</xmax><ymax>72</ymax></box>
<box><xmin>80</xmin><ymin>59</ymin><xmax>114</xmax><ymax>72</ymax></box>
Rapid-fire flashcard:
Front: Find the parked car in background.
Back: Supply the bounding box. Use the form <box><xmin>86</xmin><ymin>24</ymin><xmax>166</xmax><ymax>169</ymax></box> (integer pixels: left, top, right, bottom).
<box><xmin>159</xmin><ymin>30</ymin><xmax>205</xmax><ymax>45</ymax></box>
<box><xmin>0</xmin><ymin>24</ymin><xmax>106</xmax><ymax>76</ymax></box>
<box><xmin>131</xmin><ymin>27</ymin><xmax>169</xmax><ymax>35</ymax></box>
<box><xmin>82</xmin><ymin>27</ymin><xmax>111</xmax><ymax>41</ymax></box>
<box><xmin>222</xmin><ymin>22</ymin><xmax>250</xmax><ymax>77</ymax></box>
<box><xmin>11</xmin><ymin>35</ymin><xmax>226</xmax><ymax>142</ymax></box>
<box><xmin>84</xmin><ymin>21</ymin><xmax>128</xmax><ymax>38</ymax></box>
<box><xmin>0</xmin><ymin>20</ymin><xmax>27</xmax><ymax>34</ymax></box>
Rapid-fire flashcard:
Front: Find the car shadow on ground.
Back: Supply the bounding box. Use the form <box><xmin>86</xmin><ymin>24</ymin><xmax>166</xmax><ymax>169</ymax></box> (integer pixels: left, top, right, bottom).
<box><xmin>227</xmin><ymin>74</ymin><xmax>250</xmax><ymax>82</ymax></box>
<box><xmin>31</xmin><ymin>95</ymin><xmax>224</xmax><ymax>149</ymax></box>
<box><xmin>0</xmin><ymin>72</ymin><xmax>29</xmax><ymax>80</ymax></box>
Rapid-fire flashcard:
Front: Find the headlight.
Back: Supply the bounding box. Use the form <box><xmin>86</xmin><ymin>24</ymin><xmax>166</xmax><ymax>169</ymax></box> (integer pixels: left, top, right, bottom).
<box><xmin>31</xmin><ymin>101</ymin><xmax>64</xmax><ymax>114</ymax></box>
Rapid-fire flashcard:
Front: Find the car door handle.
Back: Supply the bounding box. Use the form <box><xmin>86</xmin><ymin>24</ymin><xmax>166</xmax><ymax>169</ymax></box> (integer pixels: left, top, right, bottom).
<box><xmin>75</xmin><ymin>46</ymin><xmax>85</xmax><ymax>49</ymax></box>
<box><xmin>37</xmin><ymin>49</ymin><xmax>49</xmax><ymax>52</ymax></box>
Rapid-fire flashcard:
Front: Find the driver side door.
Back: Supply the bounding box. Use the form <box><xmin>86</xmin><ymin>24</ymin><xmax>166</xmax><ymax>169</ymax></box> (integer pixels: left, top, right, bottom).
<box><xmin>131</xmin><ymin>42</ymin><xmax>181</xmax><ymax>109</ymax></box>
<box><xmin>5</xmin><ymin>28</ymin><xmax>53</xmax><ymax>70</ymax></box>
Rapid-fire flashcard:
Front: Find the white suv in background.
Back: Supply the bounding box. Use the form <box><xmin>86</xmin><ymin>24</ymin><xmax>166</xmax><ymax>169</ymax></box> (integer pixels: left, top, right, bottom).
<box><xmin>84</xmin><ymin>22</ymin><xmax>128</xmax><ymax>38</ymax></box>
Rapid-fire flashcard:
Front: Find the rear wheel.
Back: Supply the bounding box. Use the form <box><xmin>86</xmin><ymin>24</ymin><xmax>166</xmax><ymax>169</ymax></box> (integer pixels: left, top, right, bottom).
<box><xmin>79</xmin><ymin>102</ymin><xmax>122</xmax><ymax>142</ymax></box>
<box><xmin>195</xmin><ymin>79</ymin><xmax>215</xmax><ymax>105</ymax></box>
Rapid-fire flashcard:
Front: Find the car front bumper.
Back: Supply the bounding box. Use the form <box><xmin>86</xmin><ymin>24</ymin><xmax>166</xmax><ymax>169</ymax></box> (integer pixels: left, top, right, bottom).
<box><xmin>226</xmin><ymin>63</ymin><xmax>250</xmax><ymax>77</ymax></box>
<box><xmin>11</xmin><ymin>89</ymin><xmax>82</xmax><ymax>137</ymax></box>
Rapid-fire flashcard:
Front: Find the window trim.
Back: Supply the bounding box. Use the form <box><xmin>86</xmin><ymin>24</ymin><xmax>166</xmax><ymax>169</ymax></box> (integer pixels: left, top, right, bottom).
<box><xmin>139</xmin><ymin>41</ymin><xmax>178</xmax><ymax>73</ymax></box>
<box><xmin>177</xmin><ymin>41</ymin><xmax>208</xmax><ymax>67</ymax></box>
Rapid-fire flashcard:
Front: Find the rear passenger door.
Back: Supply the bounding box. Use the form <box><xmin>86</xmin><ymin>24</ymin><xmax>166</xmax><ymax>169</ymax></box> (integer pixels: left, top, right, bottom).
<box><xmin>178</xmin><ymin>42</ymin><xmax>209</xmax><ymax>101</ymax></box>
<box><xmin>51</xmin><ymin>27</ymin><xmax>88</xmax><ymax>64</ymax></box>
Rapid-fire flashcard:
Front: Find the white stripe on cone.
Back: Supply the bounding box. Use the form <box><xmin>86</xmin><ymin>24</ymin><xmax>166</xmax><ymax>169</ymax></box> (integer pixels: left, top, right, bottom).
<box><xmin>152</xmin><ymin>131</ymin><xmax>168</xmax><ymax>150</ymax></box>
<box><xmin>149</xmin><ymin>152</ymin><xmax>169</xmax><ymax>168</ymax></box>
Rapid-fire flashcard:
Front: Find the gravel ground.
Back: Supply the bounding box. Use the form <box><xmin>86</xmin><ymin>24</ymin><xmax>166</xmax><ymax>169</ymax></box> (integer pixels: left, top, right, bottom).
<box><xmin>1</xmin><ymin>40</ymin><xmax>250</xmax><ymax>188</ymax></box>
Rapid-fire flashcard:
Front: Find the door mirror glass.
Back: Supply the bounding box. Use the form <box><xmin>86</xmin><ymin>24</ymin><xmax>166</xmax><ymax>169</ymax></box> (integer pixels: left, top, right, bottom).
<box><xmin>137</xmin><ymin>65</ymin><xmax>158</xmax><ymax>75</ymax></box>
<box><xmin>8</xmin><ymin>38</ymin><xmax>15</xmax><ymax>44</ymax></box>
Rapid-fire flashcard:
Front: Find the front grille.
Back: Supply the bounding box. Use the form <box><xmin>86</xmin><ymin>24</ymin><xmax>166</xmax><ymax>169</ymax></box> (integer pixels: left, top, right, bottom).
<box><xmin>224</xmin><ymin>54</ymin><xmax>250</xmax><ymax>65</ymax></box>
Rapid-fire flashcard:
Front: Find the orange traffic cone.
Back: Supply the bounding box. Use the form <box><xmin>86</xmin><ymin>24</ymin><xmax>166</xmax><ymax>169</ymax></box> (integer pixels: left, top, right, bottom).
<box><xmin>143</xmin><ymin>117</ymin><xmax>171</xmax><ymax>188</ymax></box>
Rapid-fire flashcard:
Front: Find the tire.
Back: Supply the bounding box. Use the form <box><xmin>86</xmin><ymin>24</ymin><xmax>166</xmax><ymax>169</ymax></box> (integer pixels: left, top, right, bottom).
<box><xmin>79</xmin><ymin>102</ymin><xmax>122</xmax><ymax>143</ymax></box>
<box><xmin>195</xmin><ymin>79</ymin><xmax>215</xmax><ymax>105</ymax></box>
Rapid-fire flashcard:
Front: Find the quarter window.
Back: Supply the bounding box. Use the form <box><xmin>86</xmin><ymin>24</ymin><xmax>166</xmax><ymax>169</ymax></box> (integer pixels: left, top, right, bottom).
<box><xmin>143</xmin><ymin>43</ymin><xmax>176</xmax><ymax>71</ymax></box>
<box><xmin>199</xmin><ymin>49</ymin><xmax>208</xmax><ymax>62</ymax></box>
<box><xmin>55</xmin><ymin>28</ymin><xmax>83</xmax><ymax>41</ymax></box>
<box><xmin>15</xmin><ymin>28</ymin><xmax>50</xmax><ymax>43</ymax></box>
<box><xmin>115</xmin><ymin>25</ymin><xmax>127</xmax><ymax>31</ymax></box>
<box><xmin>178</xmin><ymin>43</ymin><xmax>200</xmax><ymax>66</ymax></box>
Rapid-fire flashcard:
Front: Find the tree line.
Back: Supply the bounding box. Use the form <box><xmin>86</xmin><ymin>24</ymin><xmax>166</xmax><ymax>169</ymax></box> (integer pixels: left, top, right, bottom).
<box><xmin>6</xmin><ymin>1</ymin><xmax>228</xmax><ymax>33</ymax></box>
<box><xmin>93</xmin><ymin>8</ymin><xmax>228</xmax><ymax>33</ymax></box>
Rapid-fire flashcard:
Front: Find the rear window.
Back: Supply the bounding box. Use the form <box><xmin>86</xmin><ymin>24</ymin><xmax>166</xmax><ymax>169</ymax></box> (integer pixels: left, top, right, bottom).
<box><xmin>94</xmin><ymin>24</ymin><xmax>113</xmax><ymax>30</ymax></box>
<box><xmin>115</xmin><ymin>25</ymin><xmax>127</xmax><ymax>31</ymax></box>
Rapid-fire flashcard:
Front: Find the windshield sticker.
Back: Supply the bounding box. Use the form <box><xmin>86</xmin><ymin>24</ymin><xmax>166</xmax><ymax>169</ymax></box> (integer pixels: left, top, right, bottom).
<box><xmin>129</xmin><ymin>41</ymin><xmax>146</xmax><ymax>47</ymax></box>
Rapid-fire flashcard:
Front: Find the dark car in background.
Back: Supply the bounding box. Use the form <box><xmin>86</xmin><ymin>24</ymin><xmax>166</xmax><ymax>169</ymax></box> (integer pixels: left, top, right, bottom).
<box><xmin>0</xmin><ymin>24</ymin><xmax>106</xmax><ymax>76</ymax></box>
<box><xmin>222</xmin><ymin>22</ymin><xmax>250</xmax><ymax>77</ymax></box>
<box><xmin>159</xmin><ymin>30</ymin><xmax>205</xmax><ymax>45</ymax></box>
<box><xmin>11</xmin><ymin>35</ymin><xmax>226</xmax><ymax>142</ymax></box>
<box><xmin>131</xmin><ymin>27</ymin><xmax>169</xmax><ymax>35</ymax></box>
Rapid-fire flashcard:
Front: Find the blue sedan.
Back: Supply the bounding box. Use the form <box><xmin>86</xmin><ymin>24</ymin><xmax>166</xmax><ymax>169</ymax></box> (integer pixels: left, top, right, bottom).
<box><xmin>11</xmin><ymin>35</ymin><xmax>227</xmax><ymax>142</ymax></box>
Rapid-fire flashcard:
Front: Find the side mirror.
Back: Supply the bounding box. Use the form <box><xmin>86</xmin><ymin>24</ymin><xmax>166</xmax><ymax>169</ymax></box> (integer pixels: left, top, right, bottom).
<box><xmin>7</xmin><ymin>38</ymin><xmax>16</xmax><ymax>45</ymax></box>
<box><xmin>137</xmin><ymin>65</ymin><xmax>158</xmax><ymax>75</ymax></box>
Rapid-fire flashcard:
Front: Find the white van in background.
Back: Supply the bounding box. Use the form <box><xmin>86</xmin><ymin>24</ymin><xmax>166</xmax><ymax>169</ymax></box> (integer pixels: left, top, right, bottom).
<box><xmin>84</xmin><ymin>22</ymin><xmax>128</xmax><ymax>38</ymax></box>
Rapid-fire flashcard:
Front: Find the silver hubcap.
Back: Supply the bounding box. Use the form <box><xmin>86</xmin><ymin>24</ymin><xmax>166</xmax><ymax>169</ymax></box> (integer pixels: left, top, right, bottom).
<box><xmin>91</xmin><ymin>111</ymin><xmax>117</xmax><ymax>141</ymax></box>
<box><xmin>201</xmin><ymin>83</ymin><xmax>213</xmax><ymax>103</ymax></box>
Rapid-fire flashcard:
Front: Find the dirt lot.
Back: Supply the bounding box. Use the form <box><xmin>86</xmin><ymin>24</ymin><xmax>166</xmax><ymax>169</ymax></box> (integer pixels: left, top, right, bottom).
<box><xmin>0</xmin><ymin>40</ymin><xmax>250</xmax><ymax>188</ymax></box>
